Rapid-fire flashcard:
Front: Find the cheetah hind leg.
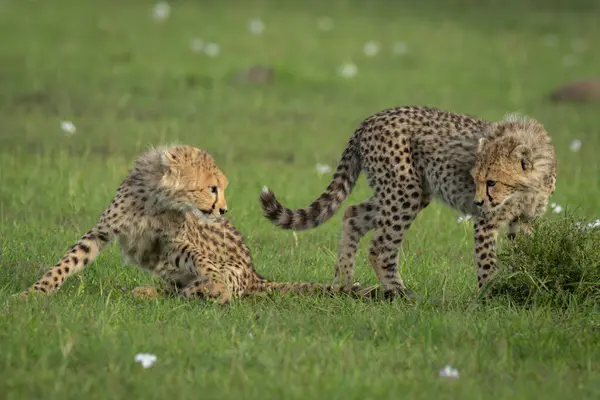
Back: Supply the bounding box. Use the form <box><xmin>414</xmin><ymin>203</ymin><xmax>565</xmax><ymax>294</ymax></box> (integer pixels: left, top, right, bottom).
<box><xmin>333</xmin><ymin>199</ymin><xmax>377</xmax><ymax>289</ymax></box>
<box><xmin>367</xmin><ymin>229</ymin><xmax>418</xmax><ymax>302</ymax></box>
<box><xmin>365</xmin><ymin>183</ymin><xmax>424</xmax><ymax>302</ymax></box>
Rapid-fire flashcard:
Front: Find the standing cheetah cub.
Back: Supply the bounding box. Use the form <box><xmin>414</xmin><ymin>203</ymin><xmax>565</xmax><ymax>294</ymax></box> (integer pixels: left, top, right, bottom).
<box><xmin>260</xmin><ymin>106</ymin><xmax>556</xmax><ymax>298</ymax></box>
<box><xmin>19</xmin><ymin>145</ymin><xmax>357</xmax><ymax>303</ymax></box>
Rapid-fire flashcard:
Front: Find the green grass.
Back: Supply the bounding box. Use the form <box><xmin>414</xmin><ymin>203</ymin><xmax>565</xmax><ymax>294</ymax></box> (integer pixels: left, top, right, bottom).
<box><xmin>1</xmin><ymin>0</ymin><xmax>600</xmax><ymax>398</ymax></box>
<box><xmin>492</xmin><ymin>215</ymin><xmax>600</xmax><ymax>307</ymax></box>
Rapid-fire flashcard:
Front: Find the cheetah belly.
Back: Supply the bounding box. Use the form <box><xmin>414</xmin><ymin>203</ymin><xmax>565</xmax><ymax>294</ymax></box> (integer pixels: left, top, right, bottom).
<box><xmin>425</xmin><ymin>164</ymin><xmax>478</xmax><ymax>216</ymax></box>
<box><xmin>118</xmin><ymin>230</ymin><xmax>198</xmax><ymax>286</ymax></box>
<box><xmin>117</xmin><ymin>231</ymin><xmax>162</xmax><ymax>271</ymax></box>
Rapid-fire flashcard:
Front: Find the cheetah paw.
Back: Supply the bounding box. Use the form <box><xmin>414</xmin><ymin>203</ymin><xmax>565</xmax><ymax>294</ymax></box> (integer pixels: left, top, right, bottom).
<box><xmin>13</xmin><ymin>289</ymin><xmax>45</xmax><ymax>301</ymax></box>
<box><xmin>131</xmin><ymin>286</ymin><xmax>160</xmax><ymax>299</ymax></box>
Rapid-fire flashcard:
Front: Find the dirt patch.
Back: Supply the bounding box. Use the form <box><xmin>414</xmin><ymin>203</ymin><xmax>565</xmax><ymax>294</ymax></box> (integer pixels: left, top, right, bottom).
<box><xmin>549</xmin><ymin>79</ymin><xmax>600</xmax><ymax>102</ymax></box>
<box><xmin>231</xmin><ymin>65</ymin><xmax>275</xmax><ymax>85</ymax></box>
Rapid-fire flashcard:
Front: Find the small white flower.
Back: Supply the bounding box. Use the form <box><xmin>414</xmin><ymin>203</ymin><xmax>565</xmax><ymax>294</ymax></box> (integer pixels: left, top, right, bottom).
<box><xmin>541</xmin><ymin>34</ymin><xmax>558</xmax><ymax>47</ymax></box>
<box><xmin>363</xmin><ymin>41</ymin><xmax>380</xmax><ymax>57</ymax></box>
<box><xmin>439</xmin><ymin>364</ymin><xmax>459</xmax><ymax>379</ymax></box>
<box><xmin>189</xmin><ymin>38</ymin><xmax>204</xmax><ymax>53</ymax></box>
<box><xmin>152</xmin><ymin>2</ymin><xmax>170</xmax><ymax>22</ymax></box>
<box><xmin>576</xmin><ymin>219</ymin><xmax>600</xmax><ymax>230</ymax></box>
<box><xmin>317</xmin><ymin>17</ymin><xmax>334</xmax><ymax>31</ymax></box>
<box><xmin>457</xmin><ymin>215</ymin><xmax>472</xmax><ymax>223</ymax></box>
<box><xmin>60</xmin><ymin>121</ymin><xmax>76</xmax><ymax>135</ymax></box>
<box><xmin>248</xmin><ymin>18</ymin><xmax>265</xmax><ymax>35</ymax></box>
<box><xmin>562</xmin><ymin>54</ymin><xmax>577</xmax><ymax>67</ymax></box>
<box><xmin>135</xmin><ymin>353</ymin><xmax>157</xmax><ymax>368</ymax></box>
<box><xmin>569</xmin><ymin>139</ymin><xmax>582</xmax><ymax>152</ymax></box>
<box><xmin>391</xmin><ymin>41</ymin><xmax>409</xmax><ymax>55</ymax></box>
<box><xmin>204</xmin><ymin>42</ymin><xmax>220</xmax><ymax>57</ymax></box>
<box><xmin>552</xmin><ymin>204</ymin><xmax>563</xmax><ymax>214</ymax></box>
<box><xmin>338</xmin><ymin>63</ymin><xmax>357</xmax><ymax>79</ymax></box>
<box><xmin>316</xmin><ymin>163</ymin><xmax>332</xmax><ymax>175</ymax></box>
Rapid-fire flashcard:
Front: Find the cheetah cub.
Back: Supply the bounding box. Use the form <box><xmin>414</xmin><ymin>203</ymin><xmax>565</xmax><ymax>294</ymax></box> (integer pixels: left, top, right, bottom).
<box><xmin>260</xmin><ymin>106</ymin><xmax>556</xmax><ymax>298</ymax></box>
<box><xmin>19</xmin><ymin>145</ymin><xmax>357</xmax><ymax>304</ymax></box>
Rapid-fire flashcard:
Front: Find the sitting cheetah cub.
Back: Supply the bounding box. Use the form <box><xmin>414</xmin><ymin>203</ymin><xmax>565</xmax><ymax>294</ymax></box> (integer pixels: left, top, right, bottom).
<box><xmin>260</xmin><ymin>106</ymin><xmax>556</xmax><ymax>299</ymax></box>
<box><xmin>19</xmin><ymin>145</ymin><xmax>357</xmax><ymax>304</ymax></box>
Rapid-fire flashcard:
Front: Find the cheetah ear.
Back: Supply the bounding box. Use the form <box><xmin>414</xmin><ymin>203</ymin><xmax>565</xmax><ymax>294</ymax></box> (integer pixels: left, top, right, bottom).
<box><xmin>477</xmin><ymin>138</ymin><xmax>487</xmax><ymax>153</ymax></box>
<box><xmin>511</xmin><ymin>144</ymin><xmax>532</xmax><ymax>171</ymax></box>
<box><xmin>159</xmin><ymin>150</ymin><xmax>178</xmax><ymax>174</ymax></box>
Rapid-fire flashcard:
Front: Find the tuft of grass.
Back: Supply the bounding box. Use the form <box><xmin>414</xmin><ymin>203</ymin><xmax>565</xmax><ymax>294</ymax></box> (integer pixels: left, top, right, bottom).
<box><xmin>492</xmin><ymin>214</ymin><xmax>600</xmax><ymax>306</ymax></box>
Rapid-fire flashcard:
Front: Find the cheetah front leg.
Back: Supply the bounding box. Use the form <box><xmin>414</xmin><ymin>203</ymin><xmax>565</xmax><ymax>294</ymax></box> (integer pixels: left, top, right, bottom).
<box><xmin>366</xmin><ymin>189</ymin><xmax>423</xmax><ymax>300</ymax></box>
<box><xmin>19</xmin><ymin>220</ymin><xmax>120</xmax><ymax>297</ymax></box>
<box><xmin>473</xmin><ymin>217</ymin><xmax>500</xmax><ymax>291</ymax></box>
<box><xmin>507</xmin><ymin>217</ymin><xmax>532</xmax><ymax>240</ymax></box>
<box><xmin>334</xmin><ymin>199</ymin><xmax>377</xmax><ymax>289</ymax></box>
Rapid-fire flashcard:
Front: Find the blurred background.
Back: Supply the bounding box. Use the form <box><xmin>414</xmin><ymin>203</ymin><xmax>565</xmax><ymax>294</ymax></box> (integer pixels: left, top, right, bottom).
<box><xmin>0</xmin><ymin>0</ymin><xmax>599</xmax><ymax>259</ymax></box>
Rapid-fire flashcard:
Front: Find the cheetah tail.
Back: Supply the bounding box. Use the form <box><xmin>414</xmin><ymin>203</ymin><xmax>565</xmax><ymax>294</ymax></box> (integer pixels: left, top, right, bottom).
<box><xmin>258</xmin><ymin>281</ymin><xmax>359</xmax><ymax>297</ymax></box>
<box><xmin>259</xmin><ymin>134</ymin><xmax>361</xmax><ymax>231</ymax></box>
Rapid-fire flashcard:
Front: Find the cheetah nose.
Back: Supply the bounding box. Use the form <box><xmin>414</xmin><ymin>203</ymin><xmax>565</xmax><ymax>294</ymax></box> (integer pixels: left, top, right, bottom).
<box><xmin>474</xmin><ymin>200</ymin><xmax>484</xmax><ymax>207</ymax></box>
<box><xmin>219</xmin><ymin>208</ymin><xmax>227</xmax><ymax>215</ymax></box>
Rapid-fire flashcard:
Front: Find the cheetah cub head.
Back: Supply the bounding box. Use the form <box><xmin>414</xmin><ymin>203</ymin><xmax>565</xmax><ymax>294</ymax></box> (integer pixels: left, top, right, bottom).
<box><xmin>471</xmin><ymin>117</ymin><xmax>555</xmax><ymax>216</ymax></box>
<box><xmin>156</xmin><ymin>145</ymin><xmax>229</xmax><ymax>220</ymax></box>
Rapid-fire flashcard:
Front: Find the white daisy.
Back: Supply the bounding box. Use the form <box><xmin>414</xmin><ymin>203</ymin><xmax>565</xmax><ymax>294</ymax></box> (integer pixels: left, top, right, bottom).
<box><xmin>569</xmin><ymin>139</ymin><xmax>582</xmax><ymax>152</ymax></box>
<box><xmin>248</xmin><ymin>18</ymin><xmax>265</xmax><ymax>35</ymax></box>
<box><xmin>152</xmin><ymin>2</ymin><xmax>170</xmax><ymax>22</ymax></box>
<box><xmin>134</xmin><ymin>353</ymin><xmax>157</xmax><ymax>368</ymax></box>
<box><xmin>457</xmin><ymin>215</ymin><xmax>472</xmax><ymax>223</ymax></box>
<box><xmin>60</xmin><ymin>121</ymin><xmax>76</xmax><ymax>136</ymax></box>
<box><xmin>338</xmin><ymin>63</ymin><xmax>357</xmax><ymax>79</ymax></box>
<box><xmin>439</xmin><ymin>364</ymin><xmax>460</xmax><ymax>379</ymax></box>
<box><xmin>363</xmin><ymin>41</ymin><xmax>380</xmax><ymax>57</ymax></box>
<box><xmin>315</xmin><ymin>163</ymin><xmax>332</xmax><ymax>175</ymax></box>
<box><xmin>204</xmin><ymin>42</ymin><xmax>220</xmax><ymax>57</ymax></box>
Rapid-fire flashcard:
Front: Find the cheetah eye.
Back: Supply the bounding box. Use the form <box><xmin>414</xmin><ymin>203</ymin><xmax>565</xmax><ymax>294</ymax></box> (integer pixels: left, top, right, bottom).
<box><xmin>209</xmin><ymin>186</ymin><xmax>218</xmax><ymax>194</ymax></box>
<box><xmin>486</xmin><ymin>180</ymin><xmax>496</xmax><ymax>187</ymax></box>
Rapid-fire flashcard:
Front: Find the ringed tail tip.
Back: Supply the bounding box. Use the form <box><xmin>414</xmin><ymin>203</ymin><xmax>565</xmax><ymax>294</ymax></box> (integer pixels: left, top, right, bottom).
<box><xmin>259</xmin><ymin>187</ymin><xmax>281</xmax><ymax>220</ymax></box>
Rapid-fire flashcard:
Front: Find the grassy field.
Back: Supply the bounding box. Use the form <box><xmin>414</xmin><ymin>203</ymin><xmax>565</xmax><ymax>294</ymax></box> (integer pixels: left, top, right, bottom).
<box><xmin>1</xmin><ymin>0</ymin><xmax>600</xmax><ymax>398</ymax></box>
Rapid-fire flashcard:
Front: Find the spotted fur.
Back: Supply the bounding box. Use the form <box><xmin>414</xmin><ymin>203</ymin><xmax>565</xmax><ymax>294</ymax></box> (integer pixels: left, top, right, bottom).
<box><xmin>260</xmin><ymin>106</ymin><xmax>556</xmax><ymax>297</ymax></box>
<box><xmin>18</xmin><ymin>145</ymin><xmax>359</xmax><ymax>303</ymax></box>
